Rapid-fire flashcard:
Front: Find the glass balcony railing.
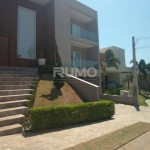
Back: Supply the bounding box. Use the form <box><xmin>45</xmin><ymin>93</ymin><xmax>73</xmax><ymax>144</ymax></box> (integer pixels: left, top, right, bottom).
<box><xmin>72</xmin><ymin>59</ymin><xmax>99</xmax><ymax>69</ymax></box>
<box><xmin>71</xmin><ymin>24</ymin><xmax>98</xmax><ymax>42</ymax></box>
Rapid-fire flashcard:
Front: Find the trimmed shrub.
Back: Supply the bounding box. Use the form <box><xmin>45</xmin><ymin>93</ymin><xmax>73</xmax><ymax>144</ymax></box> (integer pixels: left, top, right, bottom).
<box><xmin>28</xmin><ymin>100</ymin><xmax>115</xmax><ymax>132</ymax></box>
<box><xmin>55</xmin><ymin>40</ymin><xmax>62</xmax><ymax>67</ymax></box>
<box><xmin>53</xmin><ymin>74</ymin><xmax>64</xmax><ymax>90</ymax></box>
<box><xmin>105</xmin><ymin>88</ymin><xmax>125</xmax><ymax>95</ymax></box>
<box><xmin>38</xmin><ymin>65</ymin><xmax>55</xmax><ymax>75</ymax></box>
<box><xmin>53</xmin><ymin>40</ymin><xmax>64</xmax><ymax>90</ymax></box>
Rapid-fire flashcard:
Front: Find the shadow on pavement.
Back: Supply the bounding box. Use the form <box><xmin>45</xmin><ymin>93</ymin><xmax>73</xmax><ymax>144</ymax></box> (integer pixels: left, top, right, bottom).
<box><xmin>134</xmin><ymin>105</ymin><xmax>140</xmax><ymax>111</ymax></box>
<box><xmin>22</xmin><ymin>118</ymin><xmax>115</xmax><ymax>138</ymax></box>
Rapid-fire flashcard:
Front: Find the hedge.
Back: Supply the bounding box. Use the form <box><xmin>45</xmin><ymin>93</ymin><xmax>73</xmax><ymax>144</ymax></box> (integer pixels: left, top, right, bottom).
<box><xmin>25</xmin><ymin>77</ymin><xmax>40</xmax><ymax>108</ymax></box>
<box><xmin>105</xmin><ymin>88</ymin><xmax>125</xmax><ymax>95</ymax></box>
<box><xmin>38</xmin><ymin>65</ymin><xmax>55</xmax><ymax>75</ymax></box>
<box><xmin>28</xmin><ymin>100</ymin><xmax>115</xmax><ymax>132</ymax></box>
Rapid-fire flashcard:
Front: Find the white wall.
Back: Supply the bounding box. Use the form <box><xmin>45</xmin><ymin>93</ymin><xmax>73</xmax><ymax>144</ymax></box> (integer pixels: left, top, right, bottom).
<box><xmin>54</xmin><ymin>0</ymin><xmax>71</xmax><ymax>67</ymax></box>
<box><xmin>100</xmin><ymin>46</ymin><xmax>126</xmax><ymax>67</ymax></box>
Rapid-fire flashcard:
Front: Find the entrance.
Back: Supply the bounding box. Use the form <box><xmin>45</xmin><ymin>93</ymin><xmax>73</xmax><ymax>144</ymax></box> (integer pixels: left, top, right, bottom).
<box><xmin>0</xmin><ymin>35</ymin><xmax>12</xmax><ymax>66</ymax></box>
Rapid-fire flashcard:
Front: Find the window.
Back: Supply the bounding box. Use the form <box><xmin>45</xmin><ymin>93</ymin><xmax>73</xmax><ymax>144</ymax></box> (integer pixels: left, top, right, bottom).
<box><xmin>71</xmin><ymin>51</ymin><xmax>81</xmax><ymax>68</ymax></box>
<box><xmin>17</xmin><ymin>6</ymin><xmax>36</xmax><ymax>59</ymax></box>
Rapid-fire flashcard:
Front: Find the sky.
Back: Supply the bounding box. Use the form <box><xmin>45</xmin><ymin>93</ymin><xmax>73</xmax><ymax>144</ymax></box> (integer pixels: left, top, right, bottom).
<box><xmin>78</xmin><ymin>0</ymin><xmax>150</xmax><ymax>67</ymax></box>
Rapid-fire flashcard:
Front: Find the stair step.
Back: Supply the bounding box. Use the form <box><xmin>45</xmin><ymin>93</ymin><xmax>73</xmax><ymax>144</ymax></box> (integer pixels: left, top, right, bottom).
<box><xmin>0</xmin><ymin>89</ymin><xmax>33</xmax><ymax>96</ymax></box>
<box><xmin>0</xmin><ymin>71</ymin><xmax>37</xmax><ymax>75</ymax></box>
<box><xmin>0</xmin><ymin>114</ymin><xmax>25</xmax><ymax>127</ymax></box>
<box><xmin>0</xmin><ymin>124</ymin><xmax>22</xmax><ymax>136</ymax></box>
<box><xmin>0</xmin><ymin>81</ymin><xmax>35</xmax><ymax>85</ymax></box>
<box><xmin>0</xmin><ymin>85</ymin><xmax>33</xmax><ymax>90</ymax></box>
<box><xmin>0</xmin><ymin>106</ymin><xmax>28</xmax><ymax>118</ymax></box>
<box><xmin>0</xmin><ymin>77</ymin><xmax>35</xmax><ymax>81</ymax></box>
<box><xmin>0</xmin><ymin>66</ymin><xmax>37</xmax><ymax>71</ymax></box>
<box><xmin>0</xmin><ymin>100</ymin><xmax>30</xmax><ymax>109</ymax></box>
<box><xmin>0</xmin><ymin>94</ymin><xmax>32</xmax><ymax>102</ymax></box>
<box><xmin>0</xmin><ymin>74</ymin><xmax>37</xmax><ymax>77</ymax></box>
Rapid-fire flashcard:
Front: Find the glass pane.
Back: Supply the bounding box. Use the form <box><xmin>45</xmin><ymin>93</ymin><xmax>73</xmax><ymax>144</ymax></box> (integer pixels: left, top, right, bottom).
<box><xmin>86</xmin><ymin>30</ymin><xmax>92</xmax><ymax>40</ymax></box>
<box><xmin>17</xmin><ymin>7</ymin><xmax>36</xmax><ymax>59</ymax></box>
<box><xmin>71</xmin><ymin>52</ymin><xmax>81</xmax><ymax>68</ymax></box>
<box><xmin>72</xmin><ymin>25</ymin><xmax>80</xmax><ymax>36</ymax></box>
<box><xmin>80</xmin><ymin>28</ymin><xmax>86</xmax><ymax>38</ymax></box>
<box><xmin>92</xmin><ymin>32</ymin><xmax>97</xmax><ymax>42</ymax></box>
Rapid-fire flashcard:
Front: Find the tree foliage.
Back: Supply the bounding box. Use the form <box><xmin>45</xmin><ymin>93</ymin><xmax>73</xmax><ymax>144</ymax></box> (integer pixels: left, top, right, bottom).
<box><xmin>55</xmin><ymin>40</ymin><xmax>62</xmax><ymax>67</ymax></box>
<box><xmin>130</xmin><ymin>59</ymin><xmax>149</xmax><ymax>94</ymax></box>
<box><xmin>123</xmin><ymin>74</ymin><xmax>133</xmax><ymax>90</ymax></box>
<box><xmin>53</xmin><ymin>40</ymin><xmax>64</xmax><ymax>90</ymax></box>
<box><xmin>100</xmin><ymin>49</ymin><xmax>121</xmax><ymax>91</ymax></box>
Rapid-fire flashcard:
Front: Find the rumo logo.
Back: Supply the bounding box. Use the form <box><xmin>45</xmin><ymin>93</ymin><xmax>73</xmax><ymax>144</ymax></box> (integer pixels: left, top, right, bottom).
<box><xmin>53</xmin><ymin>67</ymin><xmax>97</xmax><ymax>78</ymax></box>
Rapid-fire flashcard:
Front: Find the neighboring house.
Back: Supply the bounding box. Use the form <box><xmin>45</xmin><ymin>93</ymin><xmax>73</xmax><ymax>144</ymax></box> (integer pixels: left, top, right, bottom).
<box><xmin>0</xmin><ymin>0</ymin><xmax>100</xmax><ymax>70</ymax></box>
<box><xmin>100</xmin><ymin>46</ymin><xmax>132</xmax><ymax>86</ymax></box>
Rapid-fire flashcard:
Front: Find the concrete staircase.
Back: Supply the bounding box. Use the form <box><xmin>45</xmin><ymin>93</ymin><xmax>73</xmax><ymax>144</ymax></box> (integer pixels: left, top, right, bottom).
<box><xmin>0</xmin><ymin>67</ymin><xmax>37</xmax><ymax>136</ymax></box>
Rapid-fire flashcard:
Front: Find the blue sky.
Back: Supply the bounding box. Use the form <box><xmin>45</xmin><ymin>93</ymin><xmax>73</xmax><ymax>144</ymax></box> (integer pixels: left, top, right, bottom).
<box><xmin>78</xmin><ymin>0</ymin><xmax>150</xmax><ymax>67</ymax></box>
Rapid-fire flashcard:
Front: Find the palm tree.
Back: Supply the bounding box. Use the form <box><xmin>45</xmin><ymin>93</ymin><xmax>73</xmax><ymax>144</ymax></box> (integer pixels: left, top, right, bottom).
<box><xmin>100</xmin><ymin>49</ymin><xmax>121</xmax><ymax>91</ymax></box>
<box><xmin>130</xmin><ymin>59</ymin><xmax>148</xmax><ymax>94</ymax></box>
<box><xmin>147</xmin><ymin>63</ymin><xmax>150</xmax><ymax>73</ymax></box>
<box><xmin>123</xmin><ymin>74</ymin><xmax>133</xmax><ymax>90</ymax></box>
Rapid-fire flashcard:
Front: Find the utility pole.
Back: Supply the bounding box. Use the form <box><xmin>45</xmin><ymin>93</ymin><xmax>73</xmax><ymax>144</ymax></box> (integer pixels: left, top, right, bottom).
<box><xmin>132</xmin><ymin>36</ymin><xmax>139</xmax><ymax>105</ymax></box>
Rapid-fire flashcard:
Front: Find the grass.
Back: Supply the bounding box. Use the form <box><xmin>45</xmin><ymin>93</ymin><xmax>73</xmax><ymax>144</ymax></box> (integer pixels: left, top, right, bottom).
<box><xmin>33</xmin><ymin>74</ymin><xmax>85</xmax><ymax>108</ymax></box>
<box><xmin>139</xmin><ymin>94</ymin><xmax>149</xmax><ymax>106</ymax></box>
<box><xmin>66</xmin><ymin>122</ymin><xmax>150</xmax><ymax>150</ymax></box>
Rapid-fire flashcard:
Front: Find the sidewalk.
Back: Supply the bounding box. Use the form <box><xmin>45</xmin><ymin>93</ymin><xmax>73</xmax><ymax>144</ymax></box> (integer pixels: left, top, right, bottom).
<box><xmin>0</xmin><ymin>104</ymin><xmax>150</xmax><ymax>150</ymax></box>
<box><xmin>118</xmin><ymin>130</ymin><xmax>150</xmax><ymax>150</ymax></box>
<box><xmin>146</xmin><ymin>100</ymin><xmax>150</xmax><ymax>106</ymax></box>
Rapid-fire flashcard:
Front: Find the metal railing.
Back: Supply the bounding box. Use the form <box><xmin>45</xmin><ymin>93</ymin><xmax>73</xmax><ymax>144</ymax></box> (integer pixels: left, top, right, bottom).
<box><xmin>72</xmin><ymin>59</ymin><xmax>98</xmax><ymax>69</ymax></box>
<box><xmin>71</xmin><ymin>24</ymin><xmax>98</xmax><ymax>42</ymax></box>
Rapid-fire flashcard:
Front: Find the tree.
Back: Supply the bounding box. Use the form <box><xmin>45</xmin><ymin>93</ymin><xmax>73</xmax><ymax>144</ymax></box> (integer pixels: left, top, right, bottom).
<box><xmin>100</xmin><ymin>49</ymin><xmax>121</xmax><ymax>91</ymax></box>
<box><xmin>147</xmin><ymin>63</ymin><xmax>150</xmax><ymax>73</ymax></box>
<box><xmin>123</xmin><ymin>74</ymin><xmax>133</xmax><ymax>90</ymax></box>
<box><xmin>55</xmin><ymin>40</ymin><xmax>62</xmax><ymax>67</ymax></box>
<box><xmin>53</xmin><ymin>40</ymin><xmax>64</xmax><ymax>90</ymax></box>
<box><xmin>130</xmin><ymin>59</ymin><xmax>148</xmax><ymax>94</ymax></box>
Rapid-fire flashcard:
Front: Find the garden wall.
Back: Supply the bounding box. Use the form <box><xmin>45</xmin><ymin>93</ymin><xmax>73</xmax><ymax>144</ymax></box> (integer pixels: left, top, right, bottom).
<box><xmin>100</xmin><ymin>92</ymin><xmax>138</xmax><ymax>105</ymax></box>
<box><xmin>64</xmin><ymin>74</ymin><xmax>100</xmax><ymax>102</ymax></box>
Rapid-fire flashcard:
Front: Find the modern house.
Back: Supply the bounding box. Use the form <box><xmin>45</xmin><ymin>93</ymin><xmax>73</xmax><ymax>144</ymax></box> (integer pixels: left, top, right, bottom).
<box><xmin>100</xmin><ymin>46</ymin><xmax>132</xmax><ymax>86</ymax></box>
<box><xmin>0</xmin><ymin>0</ymin><xmax>100</xmax><ymax>69</ymax></box>
<box><xmin>0</xmin><ymin>0</ymin><xmax>101</xmax><ymax>136</ymax></box>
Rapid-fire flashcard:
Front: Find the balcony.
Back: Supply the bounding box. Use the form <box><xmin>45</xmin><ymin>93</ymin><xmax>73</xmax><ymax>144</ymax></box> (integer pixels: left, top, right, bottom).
<box><xmin>72</xmin><ymin>59</ymin><xmax>98</xmax><ymax>69</ymax></box>
<box><xmin>71</xmin><ymin>24</ymin><xmax>98</xmax><ymax>42</ymax></box>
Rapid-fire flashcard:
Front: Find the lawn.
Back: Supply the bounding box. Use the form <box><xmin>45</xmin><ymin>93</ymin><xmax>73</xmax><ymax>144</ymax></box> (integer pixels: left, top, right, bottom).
<box><xmin>66</xmin><ymin>122</ymin><xmax>150</xmax><ymax>150</ymax></box>
<box><xmin>33</xmin><ymin>74</ymin><xmax>85</xmax><ymax>108</ymax></box>
<box><xmin>139</xmin><ymin>94</ymin><xmax>149</xmax><ymax>106</ymax></box>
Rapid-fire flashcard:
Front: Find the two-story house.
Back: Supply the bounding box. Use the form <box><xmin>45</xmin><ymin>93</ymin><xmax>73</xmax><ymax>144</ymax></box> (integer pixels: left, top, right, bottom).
<box><xmin>0</xmin><ymin>0</ymin><xmax>100</xmax><ymax>70</ymax></box>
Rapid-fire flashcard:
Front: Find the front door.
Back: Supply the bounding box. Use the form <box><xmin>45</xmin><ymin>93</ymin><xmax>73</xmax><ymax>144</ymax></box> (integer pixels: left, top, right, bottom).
<box><xmin>0</xmin><ymin>36</ymin><xmax>11</xmax><ymax>66</ymax></box>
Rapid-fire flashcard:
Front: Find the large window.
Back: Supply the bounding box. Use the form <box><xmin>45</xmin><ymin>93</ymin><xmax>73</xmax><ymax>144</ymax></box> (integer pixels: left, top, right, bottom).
<box><xmin>17</xmin><ymin>6</ymin><xmax>36</xmax><ymax>59</ymax></box>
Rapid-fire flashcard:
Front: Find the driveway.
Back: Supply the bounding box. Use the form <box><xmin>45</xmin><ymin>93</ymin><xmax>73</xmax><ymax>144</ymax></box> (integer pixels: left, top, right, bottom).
<box><xmin>0</xmin><ymin>104</ymin><xmax>150</xmax><ymax>150</ymax></box>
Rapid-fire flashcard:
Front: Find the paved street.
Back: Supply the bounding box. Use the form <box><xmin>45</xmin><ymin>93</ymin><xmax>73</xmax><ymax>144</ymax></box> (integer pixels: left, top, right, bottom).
<box><xmin>0</xmin><ymin>104</ymin><xmax>150</xmax><ymax>150</ymax></box>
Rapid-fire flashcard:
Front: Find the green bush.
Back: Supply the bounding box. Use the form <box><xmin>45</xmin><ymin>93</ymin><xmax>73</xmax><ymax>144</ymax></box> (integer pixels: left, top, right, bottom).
<box><xmin>105</xmin><ymin>88</ymin><xmax>125</xmax><ymax>95</ymax></box>
<box><xmin>25</xmin><ymin>77</ymin><xmax>40</xmax><ymax>108</ymax></box>
<box><xmin>28</xmin><ymin>100</ymin><xmax>115</xmax><ymax>132</ymax></box>
<box><xmin>38</xmin><ymin>65</ymin><xmax>55</xmax><ymax>75</ymax></box>
<box><xmin>55</xmin><ymin>40</ymin><xmax>62</xmax><ymax>67</ymax></box>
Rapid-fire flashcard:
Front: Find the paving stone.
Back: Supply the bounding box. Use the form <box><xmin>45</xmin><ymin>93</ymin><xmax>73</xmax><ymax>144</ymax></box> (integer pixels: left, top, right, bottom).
<box><xmin>0</xmin><ymin>104</ymin><xmax>149</xmax><ymax>150</ymax></box>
